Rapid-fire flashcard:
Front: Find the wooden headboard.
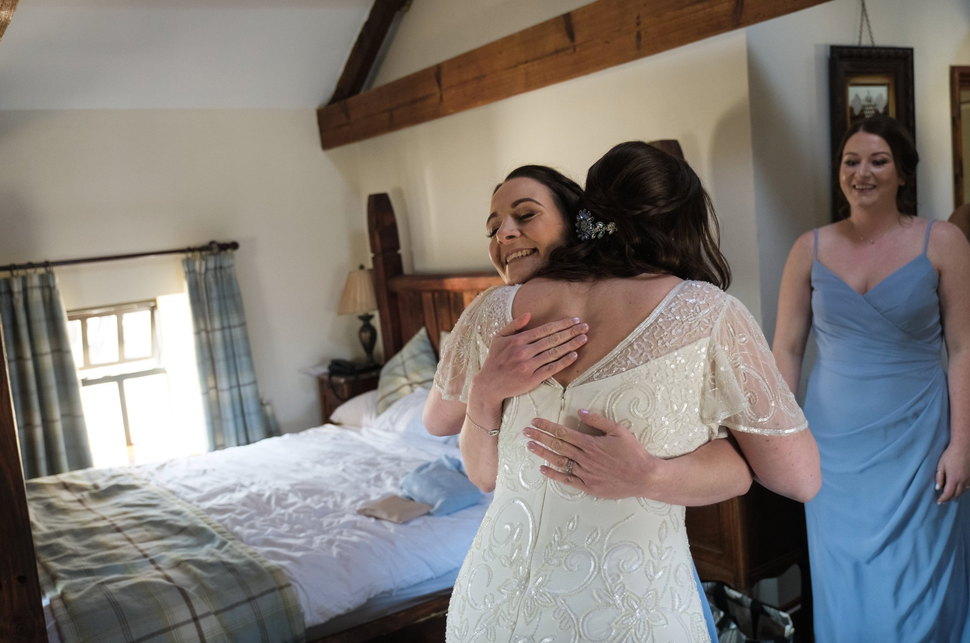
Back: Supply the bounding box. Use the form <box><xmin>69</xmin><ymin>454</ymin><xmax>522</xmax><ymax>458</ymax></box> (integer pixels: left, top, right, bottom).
<box><xmin>367</xmin><ymin>193</ymin><xmax>502</xmax><ymax>360</ymax></box>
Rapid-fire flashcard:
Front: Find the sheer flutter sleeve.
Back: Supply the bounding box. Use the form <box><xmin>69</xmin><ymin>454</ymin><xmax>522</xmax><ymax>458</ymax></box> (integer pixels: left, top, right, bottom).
<box><xmin>700</xmin><ymin>295</ymin><xmax>807</xmax><ymax>435</ymax></box>
<box><xmin>433</xmin><ymin>285</ymin><xmax>504</xmax><ymax>403</ymax></box>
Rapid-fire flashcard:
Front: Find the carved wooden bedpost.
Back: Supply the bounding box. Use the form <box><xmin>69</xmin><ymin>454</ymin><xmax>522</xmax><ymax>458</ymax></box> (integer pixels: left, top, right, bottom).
<box><xmin>368</xmin><ymin>193</ymin><xmax>405</xmax><ymax>360</ymax></box>
<box><xmin>0</xmin><ymin>320</ymin><xmax>48</xmax><ymax>642</ymax></box>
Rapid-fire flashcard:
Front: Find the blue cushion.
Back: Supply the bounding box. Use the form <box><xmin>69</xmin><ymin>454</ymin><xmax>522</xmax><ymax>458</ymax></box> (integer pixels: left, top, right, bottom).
<box><xmin>400</xmin><ymin>456</ymin><xmax>483</xmax><ymax>516</ymax></box>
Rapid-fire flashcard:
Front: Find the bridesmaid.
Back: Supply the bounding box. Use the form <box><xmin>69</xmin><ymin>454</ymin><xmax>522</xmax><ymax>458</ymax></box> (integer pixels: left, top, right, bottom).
<box><xmin>773</xmin><ymin>115</ymin><xmax>970</xmax><ymax>642</ymax></box>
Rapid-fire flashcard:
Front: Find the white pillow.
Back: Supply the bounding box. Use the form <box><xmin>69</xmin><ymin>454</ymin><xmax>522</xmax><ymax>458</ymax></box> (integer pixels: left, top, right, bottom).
<box><xmin>371</xmin><ymin>387</ymin><xmax>457</xmax><ymax>446</ymax></box>
<box><xmin>329</xmin><ymin>390</ymin><xmax>378</xmax><ymax>427</ymax></box>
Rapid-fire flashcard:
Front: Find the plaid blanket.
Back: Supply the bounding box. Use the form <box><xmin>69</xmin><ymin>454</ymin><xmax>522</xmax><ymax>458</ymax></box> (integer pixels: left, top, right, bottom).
<box><xmin>28</xmin><ymin>468</ymin><xmax>305</xmax><ymax>643</ymax></box>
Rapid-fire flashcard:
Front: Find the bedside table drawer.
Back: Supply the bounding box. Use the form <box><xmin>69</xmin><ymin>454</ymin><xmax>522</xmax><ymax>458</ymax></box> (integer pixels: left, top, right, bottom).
<box><xmin>315</xmin><ymin>368</ymin><xmax>381</xmax><ymax>424</ymax></box>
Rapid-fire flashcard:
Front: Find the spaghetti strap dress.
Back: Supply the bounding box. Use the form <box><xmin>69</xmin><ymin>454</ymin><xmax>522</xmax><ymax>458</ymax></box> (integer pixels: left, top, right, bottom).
<box><xmin>804</xmin><ymin>221</ymin><xmax>970</xmax><ymax>643</ymax></box>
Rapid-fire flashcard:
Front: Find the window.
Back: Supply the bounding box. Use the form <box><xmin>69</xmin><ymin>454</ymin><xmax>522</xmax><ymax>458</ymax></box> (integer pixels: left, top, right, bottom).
<box><xmin>69</xmin><ymin>301</ymin><xmax>191</xmax><ymax>467</ymax></box>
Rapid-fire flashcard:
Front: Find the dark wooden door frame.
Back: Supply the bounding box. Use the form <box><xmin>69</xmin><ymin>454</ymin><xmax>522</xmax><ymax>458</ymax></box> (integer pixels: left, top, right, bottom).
<box><xmin>951</xmin><ymin>66</ymin><xmax>970</xmax><ymax>209</ymax></box>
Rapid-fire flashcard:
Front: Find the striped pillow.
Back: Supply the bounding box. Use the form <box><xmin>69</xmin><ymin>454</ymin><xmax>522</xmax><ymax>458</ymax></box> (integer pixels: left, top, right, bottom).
<box><xmin>376</xmin><ymin>328</ymin><xmax>438</xmax><ymax>413</ymax></box>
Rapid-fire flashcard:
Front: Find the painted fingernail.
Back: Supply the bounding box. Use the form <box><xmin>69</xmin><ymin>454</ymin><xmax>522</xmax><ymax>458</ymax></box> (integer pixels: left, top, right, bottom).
<box><xmin>527</xmin><ymin>442</ymin><xmax>537</xmax><ymax>451</ymax></box>
<box><xmin>936</xmin><ymin>482</ymin><xmax>940</xmax><ymax>490</ymax></box>
<box><xmin>532</xmin><ymin>418</ymin><xmax>541</xmax><ymax>425</ymax></box>
<box><xmin>578</xmin><ymin>323</ymin><xmax>589</xmax><ymax>332</ymax></box>
<box><xmin>572</xmin><ymin>317</ymin><xmax>581</xmax><ymax>323</ymax></box>
<box><xmin>578</xmin><ymin>335</ymin><xmax>588</xmax><ymax>343</ymax></box>
<box><xmin>569</xmin><ymin>352</ymin><xmax>578</xmax><ymax>359</ymax></box>
<box><xmin>522</xmin><ymin>428</ymin><xmax>532</xmax><ymax>437</ymax></box>
<box><xmin>578</xmin><ymin>408</ymin><xmax>589</xmax><ymax>416</ymax></box>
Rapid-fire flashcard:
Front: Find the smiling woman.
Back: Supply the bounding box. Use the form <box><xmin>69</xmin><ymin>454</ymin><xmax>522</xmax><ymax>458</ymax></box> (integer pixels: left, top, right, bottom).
<box><xmin>486</xmin><ymin>165</ymin><xmax>578</xmax><ymax>285</ymax></box>
<box><xmin>773</xmin><ymin>115</ymin><xmax>970</xmax><ymax>642</ymax></box>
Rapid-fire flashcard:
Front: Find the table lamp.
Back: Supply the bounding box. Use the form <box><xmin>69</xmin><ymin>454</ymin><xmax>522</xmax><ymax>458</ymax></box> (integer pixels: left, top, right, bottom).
<box><xmin>337</xmin><ymin>265</ymin><xmax>378</xmax><ymax>365</ymax></box>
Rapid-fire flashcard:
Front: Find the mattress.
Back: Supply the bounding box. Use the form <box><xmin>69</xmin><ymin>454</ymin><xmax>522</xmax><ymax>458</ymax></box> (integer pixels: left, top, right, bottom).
<box><xmin>42</xmin><ymin>423</ymin><xmax>486</xmax><ymax>639</ymax></box>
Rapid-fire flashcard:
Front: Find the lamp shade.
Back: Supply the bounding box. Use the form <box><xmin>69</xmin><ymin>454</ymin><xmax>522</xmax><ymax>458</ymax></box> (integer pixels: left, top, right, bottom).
<box><xmin>337</xmin><ymin>266</ymin><xmax>377</xmax><ymax>316</ymax></box>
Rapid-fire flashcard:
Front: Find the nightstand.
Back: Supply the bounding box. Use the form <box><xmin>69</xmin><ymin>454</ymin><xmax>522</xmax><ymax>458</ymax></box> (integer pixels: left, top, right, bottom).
<box><xmin>314</xmin><ymin>365</ymin><xmax>382</xmax><ymax>425</ymax></box>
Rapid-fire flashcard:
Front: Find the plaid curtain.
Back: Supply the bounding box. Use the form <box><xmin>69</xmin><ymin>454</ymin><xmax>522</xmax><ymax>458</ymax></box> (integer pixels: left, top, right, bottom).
<box><xmin>183</xmin><ymin>253</ymin><xmax>272</xmax><ymax>450</ymax></box>
<box><xmin>0</xmin><ymin>272</ymin><xmax>91</xmax><ymax>479</ymax></box>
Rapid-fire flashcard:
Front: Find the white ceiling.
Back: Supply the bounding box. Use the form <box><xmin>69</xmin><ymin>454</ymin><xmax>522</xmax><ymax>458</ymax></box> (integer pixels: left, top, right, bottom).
<box><xmin>0</xmin><ymin>0</ymin><xmax>374</xmax><ymax>109</ymax></box>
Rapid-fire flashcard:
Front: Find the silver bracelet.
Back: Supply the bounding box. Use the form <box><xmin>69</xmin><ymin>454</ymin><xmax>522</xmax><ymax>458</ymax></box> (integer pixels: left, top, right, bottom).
<box><xmin>466</xmin><ymin>413</ymin><xmax>500</xmax><ymax>436</ymax></box>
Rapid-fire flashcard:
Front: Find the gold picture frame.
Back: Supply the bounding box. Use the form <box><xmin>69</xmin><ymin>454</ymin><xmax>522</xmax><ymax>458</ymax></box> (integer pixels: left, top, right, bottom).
<box><xmin>829</xmin><ymin>46</ymin><xmax>914</xmax><ymax>220</ymax></box>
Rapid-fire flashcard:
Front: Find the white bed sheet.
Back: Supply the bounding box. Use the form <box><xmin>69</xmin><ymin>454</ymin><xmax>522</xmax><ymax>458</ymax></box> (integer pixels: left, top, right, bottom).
<box><xmin>130</xmin><ymin>425</ymin><xmax>486</xmax><ymax>628</ymax></box>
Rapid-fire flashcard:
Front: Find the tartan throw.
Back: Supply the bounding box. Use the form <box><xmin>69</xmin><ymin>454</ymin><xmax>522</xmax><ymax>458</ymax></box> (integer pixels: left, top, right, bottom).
<box><xmin>29</xmin><ymin>468</ymin><xmax>305</xmax><ymax>643</ymax></box>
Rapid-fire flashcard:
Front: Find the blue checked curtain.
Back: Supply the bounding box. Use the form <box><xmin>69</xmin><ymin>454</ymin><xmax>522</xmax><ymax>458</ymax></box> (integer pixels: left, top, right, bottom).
<box><xmin>0</xmin><ymin>272</ymin><xmax>91</xmax><ymax>479</ymax></box>
<box><xmin>183</xmin><ymin>252</ymin><xmax>273</xmax><ymax>450</ymax></box>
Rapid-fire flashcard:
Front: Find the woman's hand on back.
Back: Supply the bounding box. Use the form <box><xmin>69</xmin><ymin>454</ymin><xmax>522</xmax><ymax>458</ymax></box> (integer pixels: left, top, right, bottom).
<box><xmin>425</xmin><ymin>314</ymin><xmax>587</xmax><ymax>436</ymax></box>
<box><xmin>473</xmin><ymin>313</ymin><xmax>588</xmax><ymax>405</ymax></box>
<box><xmin>523</xmin><ymin>410</ymin><xmax>752</xmax><ymax>505</ymax></box>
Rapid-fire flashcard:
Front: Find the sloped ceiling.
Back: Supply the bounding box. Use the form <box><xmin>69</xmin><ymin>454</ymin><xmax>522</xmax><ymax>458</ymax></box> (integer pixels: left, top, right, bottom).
<box><xmin>0</xmin><ymin>0</ymin><xmax>373</xmax><ymax>109</ymax></box>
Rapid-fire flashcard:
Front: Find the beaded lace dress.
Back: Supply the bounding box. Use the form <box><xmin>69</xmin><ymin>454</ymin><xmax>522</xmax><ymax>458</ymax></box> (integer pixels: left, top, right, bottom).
<box><xmin>435</xmin><ymin>280</ymin><xmax>807</xmax><ymax>643</ymax></box>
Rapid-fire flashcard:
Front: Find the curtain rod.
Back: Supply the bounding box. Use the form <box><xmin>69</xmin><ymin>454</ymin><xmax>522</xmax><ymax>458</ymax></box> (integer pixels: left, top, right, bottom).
<box><xmin>0</xmin><ymin>240</ymin><xmax>239</xmax><ymax>274</ymax></box>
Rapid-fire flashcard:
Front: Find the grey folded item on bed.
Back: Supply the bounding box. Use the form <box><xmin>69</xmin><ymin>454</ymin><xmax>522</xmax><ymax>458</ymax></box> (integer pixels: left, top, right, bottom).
<box><xmin>357</xmin><ymin>495</ymin><xmax>433</xmax><ymax>523</ymax></box>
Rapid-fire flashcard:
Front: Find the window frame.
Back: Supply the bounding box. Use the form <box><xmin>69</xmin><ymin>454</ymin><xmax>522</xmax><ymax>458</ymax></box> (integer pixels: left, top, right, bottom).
<box><xmin>69</xmin><ymin>300</ymin><xmax>160</xmax><ymax>369</ymax></box>
<box><xmin>68</xmin><ymin>300</ymin><xmax>167</xmax><ymax>459</ymax></box>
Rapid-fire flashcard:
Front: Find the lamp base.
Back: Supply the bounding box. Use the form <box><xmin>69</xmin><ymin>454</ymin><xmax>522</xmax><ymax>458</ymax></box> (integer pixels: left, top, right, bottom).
<box><xmin>358</xmin><ymin>313</ymin><xmax>377</xmax><ymax>366</ymax></box>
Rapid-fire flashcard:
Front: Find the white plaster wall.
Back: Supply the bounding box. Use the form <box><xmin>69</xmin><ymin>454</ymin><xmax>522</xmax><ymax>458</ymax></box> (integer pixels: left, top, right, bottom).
<box><xmin>372</xmin><ymin>0</ymin><xmax>593</xmax><ymax>87</ymax></box>
<box><xmin>0</xmin><ymin>0</ymin><xmax>371</xmax><ymax>109</ymax></box>
<box><xmin>747</xmin><ymin>0</ymin><xmax>970</xmax><ymax>342</ymax></box>
<box><xmin>352</xmin><ymin>30</ymin><xmax>764</xmax><ymax>316</ymax></box>
<box><xmin>0</xmin><ymin>110</ymin><xmax>363</xmax><ymax>433</ymax></box>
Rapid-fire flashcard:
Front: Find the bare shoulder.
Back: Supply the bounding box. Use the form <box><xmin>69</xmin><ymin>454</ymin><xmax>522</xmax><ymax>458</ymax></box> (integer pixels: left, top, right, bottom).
<box><xmin>513</xmin><ymin>277</ymin><xmax>583</xmax><ymax>319</ymax></box>
<box><xmin>948</xmin><ymin>203</ymin><xmax>970</xmax><ymax>236</ymax></box>
<box><xmin>783</xmin><ymin>229</ymin><xmax>818</xmax><ymax>276</ymax></box>
<box><xmin>929</xmin><ymin>218</ymin><xmax>969</xmax><ymax>249</ymax></box>
<box><xmin>791</xmin><ymin>229</ymin><xmax>817</xmax><ymax>258</ymax></box>
<box><xmin>928</xmin><ymin>219</ymin><xmax>970</xmax><ymax>272</ymax></box>
<box><xmin>514</xmin><ymin>277</ymin><xmax>561</xmax><ymax>303</ymax></box>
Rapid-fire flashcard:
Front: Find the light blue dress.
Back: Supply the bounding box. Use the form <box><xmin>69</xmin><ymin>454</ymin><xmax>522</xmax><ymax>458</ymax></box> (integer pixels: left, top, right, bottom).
<box><xmin>804</xmin><ymin>222</ymin><xmax>970</xmax><ymax>642</ymax></box>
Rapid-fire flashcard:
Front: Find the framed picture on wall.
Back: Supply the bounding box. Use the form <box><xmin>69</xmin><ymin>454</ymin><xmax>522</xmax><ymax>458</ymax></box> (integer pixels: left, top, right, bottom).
<box><xmin>829</xmin><ymin>46</ymin><xmax>915</xmax><ymax>220</ymax></box>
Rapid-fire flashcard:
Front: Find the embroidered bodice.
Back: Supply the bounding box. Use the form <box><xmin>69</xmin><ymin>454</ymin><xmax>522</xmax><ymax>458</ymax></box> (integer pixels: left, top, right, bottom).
<box><xmin>436</xmin><ymin>281</ymin><xmax>806</xmax><ymax>643</ymax></box>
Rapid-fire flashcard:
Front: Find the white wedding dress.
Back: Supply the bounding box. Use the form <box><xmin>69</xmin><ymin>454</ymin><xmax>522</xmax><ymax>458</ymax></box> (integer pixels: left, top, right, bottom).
<box><xmin>435</xmin><ymin>280</ymin><xmax>807</xmax><ymax>643</ymax></box>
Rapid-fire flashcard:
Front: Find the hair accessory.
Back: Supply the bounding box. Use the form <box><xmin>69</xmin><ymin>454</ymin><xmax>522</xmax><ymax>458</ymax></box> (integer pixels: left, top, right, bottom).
<box><xmin>575</xmin><ymin>209</ymin><xmax>617</xmax><ymax>241</ymax></box>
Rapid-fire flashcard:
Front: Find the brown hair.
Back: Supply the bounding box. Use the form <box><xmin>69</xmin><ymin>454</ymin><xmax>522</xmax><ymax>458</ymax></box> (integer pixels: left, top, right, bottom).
<box><xmin>536</xmin><ymin>141</ymin><xmax>731</xmax><ymax>289</ymax></box>
<box><xmin>835</xmin><ymin>115</ymin><xmax>918</xmax><ymax>219</ymax></box>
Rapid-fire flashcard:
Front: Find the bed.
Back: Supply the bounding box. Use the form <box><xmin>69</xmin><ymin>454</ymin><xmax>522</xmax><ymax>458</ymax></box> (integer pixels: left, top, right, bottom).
<box><xmin>0</xmin><ymin>192</ymin><xmax>502</xmax><ymax>643</ymax></box>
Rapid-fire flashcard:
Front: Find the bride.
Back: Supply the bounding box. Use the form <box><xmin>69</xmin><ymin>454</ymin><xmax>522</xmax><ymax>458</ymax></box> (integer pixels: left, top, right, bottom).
<box><xmin>426</xmin><ymin>142</ymin><xmax>819</xmax><ymax>642</ymax></box>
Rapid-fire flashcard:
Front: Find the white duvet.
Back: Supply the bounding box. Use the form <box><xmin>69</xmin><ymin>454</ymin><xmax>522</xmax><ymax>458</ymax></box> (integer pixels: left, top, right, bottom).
<box><xmin>134</xmin><ymin>424</ymin><xmax>487</xmax><ymax>627</ymax></box>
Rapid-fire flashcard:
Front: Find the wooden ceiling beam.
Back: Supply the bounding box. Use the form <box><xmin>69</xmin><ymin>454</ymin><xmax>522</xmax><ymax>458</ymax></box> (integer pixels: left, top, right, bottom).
<box><xmin>328</xmin><ymin>0</ymin><xmax>410</xmax><ymax>105</ymax></box>
<box><xmin>318</xmin><ymin>0</ymin><xmax>834</xmax><ymax>149</ymax></box>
